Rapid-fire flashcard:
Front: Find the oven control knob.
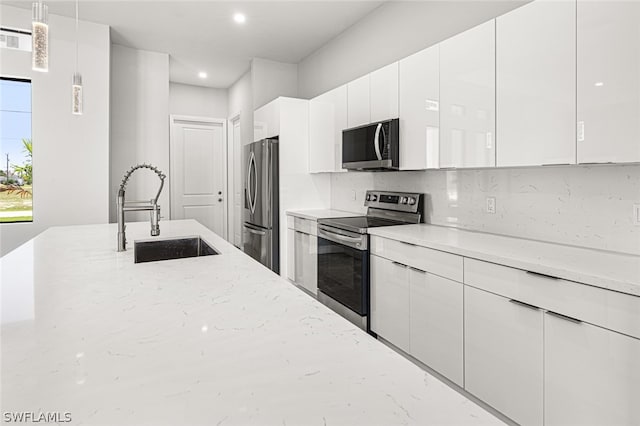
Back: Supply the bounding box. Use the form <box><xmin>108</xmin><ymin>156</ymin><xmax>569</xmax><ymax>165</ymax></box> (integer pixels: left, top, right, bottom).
<box><xmin>366</xmin><ymin>194</ymin><xmax>371</xmax><ymax>201</ymax></box>
<box><xmin>370</xmin><ymin>194</ymin><xmax>378</xmax><ymax>202</ymax></box>
<box><xmin>400</xmin><ymin>196</ymin><xmax>408</xmax><ymax>204</ymax></box>
<box><xmin>408</xmin><ymin>197</ymin><xmax>416</xmax><ymax>205</ymax></box>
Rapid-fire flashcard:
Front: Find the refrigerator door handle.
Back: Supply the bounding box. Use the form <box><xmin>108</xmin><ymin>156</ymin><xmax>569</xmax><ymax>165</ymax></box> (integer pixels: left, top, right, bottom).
<box><xmin>247</xmin><ymin>152</ymin><xmax>257</xmax><ymax>214</ymax></box>
<box><xmin>251</xmin><ymin>153</ymin><xmax>257</xmax><ymax>214</ymax></box>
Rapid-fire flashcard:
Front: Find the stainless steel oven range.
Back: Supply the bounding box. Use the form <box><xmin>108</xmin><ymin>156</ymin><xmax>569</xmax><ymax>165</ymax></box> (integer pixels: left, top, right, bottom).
<box><xmin>316</xmin><ymin>190</ymin><xmax>424</xmax><ymax>334</ymax></box>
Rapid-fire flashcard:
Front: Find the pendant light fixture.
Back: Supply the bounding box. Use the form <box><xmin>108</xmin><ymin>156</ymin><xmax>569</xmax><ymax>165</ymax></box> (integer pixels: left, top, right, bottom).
<box><xmin>31</xmin><ymin>0</ymin><xmax>48</xmax><ymax>72</ymax></box>
<box><xmin>71</xmin><ymin>0</ymin><xmax>83</xmax><ymax>115</ymax></box>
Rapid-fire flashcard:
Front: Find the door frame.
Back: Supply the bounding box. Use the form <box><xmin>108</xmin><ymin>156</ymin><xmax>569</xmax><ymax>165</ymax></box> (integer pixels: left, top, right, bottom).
<box><xmin>227</xmin><ymin>111</ymin><xmax>241</xmax><ymax>247</ymax></box>
<box><xmin>169</xmin><ymin>114</ymin><xmax>228</xmax><ymax>239</ymax></box>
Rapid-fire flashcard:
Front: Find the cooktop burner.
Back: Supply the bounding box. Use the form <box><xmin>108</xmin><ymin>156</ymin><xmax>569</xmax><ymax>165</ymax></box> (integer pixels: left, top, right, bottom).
<box><xmin>318</xmin><ymin>216</ymin><xmax>404</xmax><ymax>234</ymax></box>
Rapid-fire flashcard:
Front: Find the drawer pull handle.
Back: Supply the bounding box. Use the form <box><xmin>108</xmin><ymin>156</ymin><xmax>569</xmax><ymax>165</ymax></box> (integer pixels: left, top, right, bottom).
<box><xmin>546</xmin><ymin>311</ymin><xmax>582</xmax><ymax>325</ymax></box>
<box><xmin>409</xmin><ymin>267</ymin><xmax>427</xmax><ymax>274</ymax></box>
<box><xmin>392</xmin><ymin>261</ymin><xmax>408</xmax><ymax>268</ymax></box>
<box><xmin>509</xmin><ymin>299</ymin><xmax>540</xmax><ymax>311</ymax></box>
<box><xmin>400</xmin><ymin>241</ymin><xmax>416</xmax><ymax>247</ymax></box>
<box><xmin>526</xmin><ymin>270</ymin><xmax>559</xmax><ymax>280</ymax></box>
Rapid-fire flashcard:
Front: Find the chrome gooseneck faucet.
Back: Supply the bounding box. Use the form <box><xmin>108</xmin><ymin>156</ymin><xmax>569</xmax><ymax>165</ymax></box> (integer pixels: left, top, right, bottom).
<box><xmin>117</xmin><ymin>164</ymin><xmax>166</xmax><ymax>252</ymax></box>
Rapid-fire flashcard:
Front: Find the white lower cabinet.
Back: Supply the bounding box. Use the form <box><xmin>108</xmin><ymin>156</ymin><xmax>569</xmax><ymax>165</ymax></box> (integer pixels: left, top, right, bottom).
<box><xmin>370</xmin><ymin>255</ymin><xmax>410</xmax><ymax>353</ymax></box>
<box><xmin>287</xmin><ymin>216</ymin><xmax>318</xmax><ymax>296</ymax></box>
<box><xmin>293</xmin><ymin>231</ymin><xmax>317</xmax><ymax>296</ymax></box>
<box><xmin>464</xmin><ymin>285</ymin><xmax>544</xmax><ymax>426</ymax></box>
<box><xmin>409</xmin><ymin>268</ymin><xmax>463</xmax><ymax>387</ymax></box>
<box><xmin>544</xmin><ymin>312</ymin><xmax>640</xmax><ymax>426</ymax></box>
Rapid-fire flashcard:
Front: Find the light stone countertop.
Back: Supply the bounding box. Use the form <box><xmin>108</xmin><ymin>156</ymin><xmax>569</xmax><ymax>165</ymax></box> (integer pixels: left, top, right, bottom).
<box><xmin>1</xmin><ymin>220</ymin><xmax>501</xmax><ymax>426</ymax></box>
<box><xmin>368</xmin><ymin>224</ymin><xmax>640</xmax><ymax>297</ymax></box>
<box><xmin>286</xmin><ymin>209</ymin><xmax>361</xmax><ymax>221</ymax></box>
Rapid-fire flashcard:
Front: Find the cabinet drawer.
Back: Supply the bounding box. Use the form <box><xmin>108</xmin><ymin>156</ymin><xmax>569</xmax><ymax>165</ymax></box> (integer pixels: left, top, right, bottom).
<box><xmin>464</xmin><ymin>258</ymin><xmax>640</xmax><ymax>339</ymax></box>
<box><xmin>370</xmin><ymin>236</ymin><xmax>463</xmax><ymax>282</ymax></box>
<box><xmin>292</xmin><ymin>217</ymin><xmax>317</xmax><ymax>236</ymax></box>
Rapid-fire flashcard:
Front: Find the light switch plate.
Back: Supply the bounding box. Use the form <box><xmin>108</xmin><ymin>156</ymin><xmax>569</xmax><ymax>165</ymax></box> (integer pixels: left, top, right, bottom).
<box><xmin>486</xmin><ymin>197</ymin><xmax>496</xmax><ymax>214</ymax></box>
<box><xmin>633</xmin><ymin>204</ymin><xmax>640</xmax><ymax>226</ymax></box>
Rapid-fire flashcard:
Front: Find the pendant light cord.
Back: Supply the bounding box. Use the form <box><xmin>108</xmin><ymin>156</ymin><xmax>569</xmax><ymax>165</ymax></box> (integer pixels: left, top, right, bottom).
<box><xmin>75</xmin><ymin>0</ymin><xmax>79</xmax><ymax>72</ymax></box>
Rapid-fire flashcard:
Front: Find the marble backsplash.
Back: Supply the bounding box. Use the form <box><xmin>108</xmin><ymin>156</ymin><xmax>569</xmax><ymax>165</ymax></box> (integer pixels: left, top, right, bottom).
<box><xmin>331</xmin><ymin>164</ymin><xmax>640</xmax><ymax>256</ymax></box>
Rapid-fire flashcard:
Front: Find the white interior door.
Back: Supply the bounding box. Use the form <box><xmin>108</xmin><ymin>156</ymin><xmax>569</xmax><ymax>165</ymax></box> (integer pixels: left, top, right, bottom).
<box><xmin>170</xmin><ymin>116</ymin><xmax>227</xmax><ymax>237</ymax></box>
<box><xmin>230</xmin><ymin>115</ymin><xmax>242</xmax><ymax>247</ymax></box>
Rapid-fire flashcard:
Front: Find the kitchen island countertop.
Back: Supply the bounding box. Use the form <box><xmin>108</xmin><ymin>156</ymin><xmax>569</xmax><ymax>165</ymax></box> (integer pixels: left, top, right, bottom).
<box><xmin>1</xmin><ymin>220</ymin><xmax>501</xmax><ymax>425</ymax></box>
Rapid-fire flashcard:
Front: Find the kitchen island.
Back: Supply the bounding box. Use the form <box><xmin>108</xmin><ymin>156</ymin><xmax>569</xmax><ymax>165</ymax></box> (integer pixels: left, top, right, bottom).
<box><xmin>1</xmin><ymin>220</ymin><xmax>501</xmax><ymax>425</ymax></box>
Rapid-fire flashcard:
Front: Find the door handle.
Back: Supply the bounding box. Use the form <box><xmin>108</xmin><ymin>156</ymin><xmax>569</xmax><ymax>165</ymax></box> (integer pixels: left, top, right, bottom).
<box><xmin>391</xmin><ymin>261</ymin><xmax>408</xmax><ymax>268</ymax></box>
<box><xmin>508</xmin><ymin>299</ymin><xmax>540</xmax><ymax>311</ymax></box>
<box><xmin>546</xmin><ymin>311</ymin><xmax>582</xmax><ymax>325</ymax></box>
<box><xmin>374</xmin><ymin>123</ymin><xmax>383</xmax><ymax>161</ymax></box>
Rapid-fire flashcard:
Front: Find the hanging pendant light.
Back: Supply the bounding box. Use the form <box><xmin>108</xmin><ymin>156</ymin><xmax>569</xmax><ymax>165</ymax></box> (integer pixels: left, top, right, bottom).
<box><xmin>71</xmin><ymin>0</ymin><xmax>83</xmax><ymax>115</ymax></box>
<box><xmin>31</xmin><ymin>0</ymin><xmax>49</xmax><ymax>72</ymax></box>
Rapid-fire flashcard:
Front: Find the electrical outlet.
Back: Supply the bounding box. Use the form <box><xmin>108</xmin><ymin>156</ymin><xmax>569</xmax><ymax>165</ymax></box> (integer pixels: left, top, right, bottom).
<box><xmin>351</xmin><ymin>190</ymin><xmax>357</xmax><ymax>201</ymax></box>
<box><xmin>486</xmin><ymin>197</ymin><xmax>496</xmax><ymax>214</ymax></box>
<box><xmin>634</xmin><ymin>204</ymin><xmax>640</xmax><ymax>226</ymax></box>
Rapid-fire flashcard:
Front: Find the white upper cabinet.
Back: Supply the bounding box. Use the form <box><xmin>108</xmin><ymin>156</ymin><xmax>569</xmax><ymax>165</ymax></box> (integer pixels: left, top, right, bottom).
<box><xmin>347</xmin><ymin>63</ymin><xmax>399</xmax><ymax>129</ymax></box>
<box><xmin>496</xmin><ymin>0</ymin><xmax>576</xmax><ymax>167</ymax></box>
<box><xmin>577</xmin><ymin>0</ymin><xmax>640</xmax><ymax>164</ymax></box>
<box><xmin>370</xmin><ymin>62</ymin><xmax>399</xmax><ymax>123</ymax></box>
<box><xmin>399</xmin><ymin>45</ymin><xmax>440</xmax><ymax>170</ymax></box>
<box><xmin>440</xmin><ymin>20</ymin><xmax>495</xmax><ymax>169</ymax></box>
<box><xmin>347</xmin><ymin>74</ymin><xmax>371</xmax><ymax>128</ymax></box>
<box><xmin>253</xmin><ymin>98</ymin><xmax>280</xmax><ymax>142</ymax></box>
<box><xmin>309</xmin><ymin>85</ymin><xmax>348</xmax><ymax>173</ymax></box>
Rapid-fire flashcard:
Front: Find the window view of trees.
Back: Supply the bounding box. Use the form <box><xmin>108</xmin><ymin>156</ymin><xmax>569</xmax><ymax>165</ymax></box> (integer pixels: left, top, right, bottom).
<box><xmin>0</xmin><ymin>78</ymin><xmax>32</xmax><ymax>223</ymax></box>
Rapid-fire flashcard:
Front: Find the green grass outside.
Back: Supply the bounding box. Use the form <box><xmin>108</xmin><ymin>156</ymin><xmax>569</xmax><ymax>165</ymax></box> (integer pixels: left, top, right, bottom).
<box><xmin>0</xmin><ymin>185</ymin><xmax>32</xmax><ymax>211</ymax></box>
<box><xmin>0</xmin><ymin>216</ymin><xmax>32</xmax><ymax>223</ymax></box>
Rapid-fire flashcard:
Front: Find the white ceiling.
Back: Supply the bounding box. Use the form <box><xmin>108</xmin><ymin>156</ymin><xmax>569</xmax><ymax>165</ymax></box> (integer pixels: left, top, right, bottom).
<box><xmin>3</xmin><ymin>0</ymin><xmax>383</xmax><ymax>88</ymax></box>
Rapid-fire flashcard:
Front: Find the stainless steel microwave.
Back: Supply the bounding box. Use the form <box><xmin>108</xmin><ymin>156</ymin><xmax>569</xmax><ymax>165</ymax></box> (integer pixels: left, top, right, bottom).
<box><xmin>342</xmin><ymin>118</ymin><xmax>399</xmax><ymax>171</ymax></box>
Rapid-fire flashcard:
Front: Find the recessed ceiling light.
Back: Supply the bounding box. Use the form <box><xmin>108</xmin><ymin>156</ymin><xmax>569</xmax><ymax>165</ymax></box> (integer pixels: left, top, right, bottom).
<box><xmin>594</xmin><ymin>81</ymin><xmax>604</xmax><ymax>87</ymax></box>
<box><xmin>233</xmin><ymin>13</ymin><xmax>246</xmax><ymax>24</ymax></box>
<box><xmin>198</xmin><ymin>71</ymin><xmax>207</xmax><ymax>79</ymax></box>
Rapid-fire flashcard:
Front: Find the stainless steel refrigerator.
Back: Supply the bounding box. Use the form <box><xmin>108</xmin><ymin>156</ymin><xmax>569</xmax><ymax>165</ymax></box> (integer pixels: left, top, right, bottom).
<box><xmin>243</xmin><ymin>138</ymin><xmax>279</xmax><ymax>273</ymax></box>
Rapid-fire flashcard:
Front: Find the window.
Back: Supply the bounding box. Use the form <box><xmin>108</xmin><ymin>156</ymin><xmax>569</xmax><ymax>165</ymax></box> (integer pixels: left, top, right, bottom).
<box><xmin>0</xmin><ymin>77</ymin><xmax>32</xmax><ymax>223</ymax></box>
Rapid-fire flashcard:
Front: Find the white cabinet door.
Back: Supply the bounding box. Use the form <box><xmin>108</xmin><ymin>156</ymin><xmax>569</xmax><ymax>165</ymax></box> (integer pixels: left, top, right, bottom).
<box><xmin>399</xmin><ymin>45</ymin><xmax>440</xmax><ymax>170</ymax></box>
<box><xmin>287</xmin><ymin>228</ymin><xmax>295</xmax><ymax>281</ymax></box>
<box><xmin>465</xmin><ymin>286</ymin><xmax>543</xmax><ymax>426</ymax></box>
<box><xmin>370</xmin><ymin>255</ymin><xmax>410</xmax><ymax>353</ymax></box>
<box><xmin>309</xmin><ymin>85</ymin><xmax>348</xmax><ymax>173</ymax></box>
<box><xmin>496</xmin><ymin>0</ymin><xmax>576</xmax><ymax>166</ymax></box>
<box><xmin>254</xmin><ymin>98</ymin><xmax>280</xmax><ymax>142</ymax></box>
<box><xmin>577</xmin><ymin>1</ymin><xmax>640</xmax><ymax>164</ymax></box>
<box><xmin>293</xmin><ymin>231</ymin><xmax>318</xmax><ymax>295</ymax></box>
<box><xmin>409</xmin><ymin>268</ymin><xmax>463</xmax><ymax>387</ymax></box>
<box><xmin>370</xmin><ymin>62</ymin><xmax>399</xmax><ymax>123</ymax></box>
<box><xmin>440</xmin><ymin>20</ymin><xmax>495</xmax><ymax>168</ymax></box>
<box><xmin>347</xmin><ymin>74</ymin><xmax>371</xmax><ymax>128</ymax></box>
<box><xmin>544</xmin><ymin>312</ymin><xmax>640</xmax><ymax>426</ymax></box>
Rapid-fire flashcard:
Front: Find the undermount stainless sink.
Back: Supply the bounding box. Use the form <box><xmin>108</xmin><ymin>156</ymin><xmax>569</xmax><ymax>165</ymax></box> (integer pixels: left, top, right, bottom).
<box><xmin>134</xmin><ymin>236</ymin><xmax>219</xmax><ymax>263</ymax></box>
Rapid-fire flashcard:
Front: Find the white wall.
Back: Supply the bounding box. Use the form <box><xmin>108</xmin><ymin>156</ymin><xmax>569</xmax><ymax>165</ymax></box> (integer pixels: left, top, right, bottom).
<box><xmin>332</xmin><ymin>165</ymin><xmax>640</xmax><ymax>256</ymax></box>
<box><xmin>0</xmin><ymin>5</ymin><xmax>110</xmax><ymax>256</ymax></box>
<box><xmin>297</xmin><ymin>1</ymin><xmax>526</xmax><ymax>99</ymax></box>
<box><xmin>251</xmin><ymin>58</ymin><xmax>298</xmax><ymax>109</ymax></box>
<box><xmin>227</xmin><ymin>71</ymin><xmax>252</xmax><ymax>246</ymax></box>
<box><xmin>169</xmin><ymin>82</ymin><xmax>228</xmax><ymax>118</ymax></box>
<box><xmin>110</xmin><ymin>44</ymin><xmax>169</xmax><ymax>223</ymax></box>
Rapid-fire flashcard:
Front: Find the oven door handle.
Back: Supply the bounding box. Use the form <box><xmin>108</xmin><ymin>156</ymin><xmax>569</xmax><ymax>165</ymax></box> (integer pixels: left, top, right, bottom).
<box><xmin>318</xmin><ymin>228</ymin><xmax>366</xmax><ymax>250</ymax></box>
